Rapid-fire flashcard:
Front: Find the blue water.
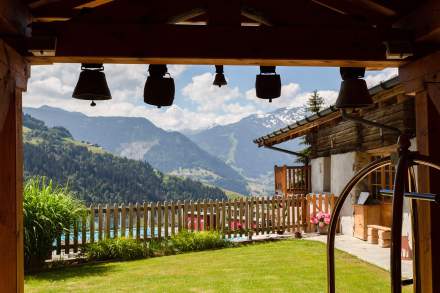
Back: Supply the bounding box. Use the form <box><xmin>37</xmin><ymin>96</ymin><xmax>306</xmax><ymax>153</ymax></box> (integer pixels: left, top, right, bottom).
<box><xmin>56</xmin><ymin>228</ymin><xmax>247</xmax><ymax>244</ymax></box>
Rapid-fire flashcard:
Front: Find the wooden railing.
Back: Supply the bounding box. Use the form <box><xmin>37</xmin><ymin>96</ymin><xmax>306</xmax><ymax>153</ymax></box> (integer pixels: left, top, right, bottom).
<box><xmin>274</xmin><ymin>165</ymin><xmax>311</xmax><ymax>195</ymax></box>
<box><xmin>53</xmin><ymin>194</ymin><xmax>337</xmax><ymax>256</ymax></box>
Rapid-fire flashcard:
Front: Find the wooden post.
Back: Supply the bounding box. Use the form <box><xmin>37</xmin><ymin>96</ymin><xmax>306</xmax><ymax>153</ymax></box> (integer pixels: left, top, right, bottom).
<box><xmin>98</xmin><ymin>204</ymin><xmax>103</xmax><ymax>241</ymax></box>
<box><xmin>113</xmin><ymin>203</ymin><xmax>118</xmax><ymax>239</ymax></box>
<box><xmin>105</xmin><ymin>204</ymin><xmax>110</xmax><ymax>239</ymax></box>
<box><xmin>0</xmin><ymin>39</ymin><xmax>28</xmax><ymax>292</ymax></box>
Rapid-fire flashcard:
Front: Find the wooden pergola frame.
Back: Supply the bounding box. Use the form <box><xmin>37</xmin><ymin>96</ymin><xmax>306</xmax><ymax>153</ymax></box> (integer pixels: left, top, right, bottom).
<box><xmin>1</xmin><ymin>1</ymin><xmax>440</xmax><ymax>292</ymax></box>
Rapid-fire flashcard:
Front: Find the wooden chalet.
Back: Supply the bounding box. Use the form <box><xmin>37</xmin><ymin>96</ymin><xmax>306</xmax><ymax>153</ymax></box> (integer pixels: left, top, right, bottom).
<box><xmin>255</xmin><ymin>76</ymin><xmax>415</xmax><ymax>238</ymax></box>
<box><xmin>1</xmin><ymin>0</ymin><xmax>440</xmax><ymax>292</ymax></box>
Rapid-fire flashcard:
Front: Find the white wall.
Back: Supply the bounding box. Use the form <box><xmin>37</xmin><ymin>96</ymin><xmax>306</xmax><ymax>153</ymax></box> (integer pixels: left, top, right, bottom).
<box><xmin>331</xmin><ymin>152</ymin><xmax>357</xmax><ymax>235</ymax></box>
<box><xmin>311</xmin><ymin>157</ymin><xmax>325</xmax><ymax>193</ymax></box>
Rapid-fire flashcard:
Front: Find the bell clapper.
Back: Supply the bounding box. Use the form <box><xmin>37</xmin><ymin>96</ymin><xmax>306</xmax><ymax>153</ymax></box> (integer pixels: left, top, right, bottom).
<box><xmin>91</xmin><ymin>101</ymin><xmax>96</xmax><ymax>107</ymax></box>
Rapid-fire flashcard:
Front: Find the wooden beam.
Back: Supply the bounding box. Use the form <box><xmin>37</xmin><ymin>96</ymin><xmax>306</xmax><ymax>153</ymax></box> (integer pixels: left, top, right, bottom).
<box><xmin>29</xmin><ymin>23</ymin><xmax>407</xmax><ymax>67</ymax></box>
<box><xmin>208</xmin><ymin>0</ymin><xmax>241</xmax><ymax>26</ymax></box>
<box><xmin>0</xmin><ymin>0</ymin><xmax>32</xmax><ymax>35</ymax></box>
<box><xmin>311</xmin><ymin>0</ymin><xmax>396</xmax><ymax>24</ymax></box>
<box><xmin>0</xmin><ymin>53</ymin><xmax>25</xmax><ymax>293</ymax></box>
<box><xmin>394</xmin><ymin>0</ymin><xmax>440</xmax><ymax>43</ymax></box>
<box><xmin>414</xmin><ymin>90</ymin><xmax>439</xmax><ymax>293</ymax></box>
<box><xmin>399</xmin><ymin>50</ymin><xmax>440</xmax><ymax>95</ymax></box>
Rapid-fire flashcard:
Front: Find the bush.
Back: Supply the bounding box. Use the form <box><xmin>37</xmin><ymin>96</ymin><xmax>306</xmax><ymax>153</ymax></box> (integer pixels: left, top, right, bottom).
<box><xmin>85</xmin><ymin>238</ymin><xmax>152</xmax><ymax>261</ymax></box>
<box><xmin>169</xmin><ymin>230</ymin><xmax>232</xmax><ymax>253</ymax></box>
<box><xmin>24</xmin><ymin>177</ymin><xmax>86</xmax><ymax>268</ymax></box>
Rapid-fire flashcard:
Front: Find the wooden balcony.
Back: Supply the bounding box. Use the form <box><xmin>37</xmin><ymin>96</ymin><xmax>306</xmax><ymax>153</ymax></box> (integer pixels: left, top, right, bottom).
<box><xmin>274</xmin><ymin>165</ymin><xmax>311</xmax><ymax>196</ymax></box>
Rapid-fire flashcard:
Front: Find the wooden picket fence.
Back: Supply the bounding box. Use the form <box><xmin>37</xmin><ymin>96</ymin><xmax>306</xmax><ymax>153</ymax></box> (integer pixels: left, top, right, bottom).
<box><xmin>54</xmin><ymin>193</ymin><xmax>337</xmax><ymax>256</ymax></box>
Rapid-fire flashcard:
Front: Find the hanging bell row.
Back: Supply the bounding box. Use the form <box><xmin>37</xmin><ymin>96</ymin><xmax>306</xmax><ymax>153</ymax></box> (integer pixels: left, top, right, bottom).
<box><xmin>72</xmin><ymin>64</ymin><xmax>284</xmax><ymax>107</ymax></box>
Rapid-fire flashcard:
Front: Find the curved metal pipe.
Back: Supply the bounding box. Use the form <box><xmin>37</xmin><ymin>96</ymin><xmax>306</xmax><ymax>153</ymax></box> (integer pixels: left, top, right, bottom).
<box><xmin>327</xmin><ymin>153</ymin><xmax>440</xmax><ymax>293</ymax></box>
<box><xmin>327</xmin><ymin>156</ymin><xmax>391</xmax><ymax>293</ymax></box>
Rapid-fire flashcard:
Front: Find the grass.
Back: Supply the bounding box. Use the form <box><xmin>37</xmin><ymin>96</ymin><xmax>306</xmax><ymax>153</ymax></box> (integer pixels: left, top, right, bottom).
<box><xmin>25</xmin><ymin>240</ymin><xmax>411</xmax><ymax>293</ymax></box>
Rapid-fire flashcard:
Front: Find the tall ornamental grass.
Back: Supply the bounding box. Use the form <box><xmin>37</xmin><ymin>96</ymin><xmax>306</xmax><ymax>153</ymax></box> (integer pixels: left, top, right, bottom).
<box><xmin>23</xmin><ymin>177</ymin><xmax>86</xmax><ymax>268</ymax></box>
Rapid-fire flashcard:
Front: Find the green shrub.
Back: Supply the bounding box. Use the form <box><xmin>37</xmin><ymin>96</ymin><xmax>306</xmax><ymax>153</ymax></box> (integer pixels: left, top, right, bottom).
<box><xmin>169</xmin><ymin>230</ymin><xmax>232</xmax><ymax>253</ymax></box>
<box><xmin>85</xmin><ymin>238</ymin><xmax>152</xmax><ymax>261</ymax></box>
<box><xmin>23</xmin><ymin>177</ymin><xmax>86</xmax><ymax>268</ymax></box>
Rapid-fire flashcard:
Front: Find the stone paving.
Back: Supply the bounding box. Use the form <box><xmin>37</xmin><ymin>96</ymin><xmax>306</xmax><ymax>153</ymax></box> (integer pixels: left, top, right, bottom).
<box><xmin>305</xmin><ymin>234</ymin><xmax>413</xmax><ymax>279</ymax></box>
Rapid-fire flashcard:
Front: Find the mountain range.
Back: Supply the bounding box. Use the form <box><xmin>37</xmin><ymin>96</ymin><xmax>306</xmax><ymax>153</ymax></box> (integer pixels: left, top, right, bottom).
<box><xmin>24</xmin><ymin>106</ymin><xmax>305</xmax><ymax>195</ymax></box>
<box><xmin>23</xmin><ymin>114</ymin><xmax>227</xmax><ymax>203</ymax></box>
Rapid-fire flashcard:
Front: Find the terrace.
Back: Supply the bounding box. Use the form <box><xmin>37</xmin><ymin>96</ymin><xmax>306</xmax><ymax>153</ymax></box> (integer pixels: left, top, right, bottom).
<box><xmin>1</xmin><ymin>1</ymin><xmax>440</xmax><ymax>293</ymax></box>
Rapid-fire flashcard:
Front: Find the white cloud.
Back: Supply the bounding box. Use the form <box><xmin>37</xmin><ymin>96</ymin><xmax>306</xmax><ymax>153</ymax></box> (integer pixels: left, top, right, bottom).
<box><xmin>24</xmin><ymin>64</ymin><xmax>337</xmax><ymax>132</ymax></box>
<box><xmin>245</xmin><ymin>83</ymin><xmax>337</xmax><ymax>110</ymax></box>
<box><xmin>365</xmin><ymin>68</ymin><xmax>398</xmax><ymax>87</ymax></box>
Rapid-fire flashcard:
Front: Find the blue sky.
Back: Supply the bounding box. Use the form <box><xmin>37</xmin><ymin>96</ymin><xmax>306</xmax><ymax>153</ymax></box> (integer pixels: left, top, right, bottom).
<box><xmin>23</xmin><ymin>64</ymin><xmax>397</xmax><ymax>131</ymax></box>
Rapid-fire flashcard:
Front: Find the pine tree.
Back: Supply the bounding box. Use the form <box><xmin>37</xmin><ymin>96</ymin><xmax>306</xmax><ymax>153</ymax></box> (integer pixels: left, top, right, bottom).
<box><xmin>306</xmin><ymin>90</ymin><xmax>325</xmax><ymax>114</ymax></box>
<box><xmin>296</xmin><ymin>90</ymin><xmax>324</xmax><ymax>164</ymax></box>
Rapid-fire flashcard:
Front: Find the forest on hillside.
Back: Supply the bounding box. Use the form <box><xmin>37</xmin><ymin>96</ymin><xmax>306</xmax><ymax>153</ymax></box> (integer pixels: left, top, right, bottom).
<box><xmin>23</xmin><ymin>114</ymin><xmax>227</xmax><ymax>204</ymax></box>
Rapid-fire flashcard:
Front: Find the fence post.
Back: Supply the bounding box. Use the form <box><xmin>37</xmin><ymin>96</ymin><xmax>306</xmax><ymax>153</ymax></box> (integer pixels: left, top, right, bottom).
<box><xmin>157</xmin><ymin>201</ymin><xmax>162</xmax><ymax>239</ymax></box>
<box><xmin>81</xmin><ymin>212</ymin><xmax>87</xmax><ymax>247</ymax></box>
<box><xmin>113</xmin><ymin>203</ymin><xmax>118</xmax><ymax>239</ymax></box>
<box><xmin>171</xmin><ymin>201</ymin><xmax>176</xmax><ymax>235</ymax></box>
<box><xmin>189</xmin><ymin>200</ymin><xmax>194</xmax><ymax>232</ymax></box>
<box><xmin>73</xmin><ymin>220</ymin><xmax>78</xmax><ymax>253</ymax></box>
<box><xmin>90</xmin><ymin>205</ymin><xmax>95</xmax><ymax>243</ymax></box>
<box><xmin>136</xmin><ymin>202</ymin><xmax>141</xmax><ymax>241</ymax></box>
<box><xmin>143</xmin><ymin>202</ymin><xmax>148</xmax><ymax>241</ymax></box>
<box><xmin>128</xmin><ymin>203</ymin><xmax>134</xmax><ymax>239</ymax></box>
<box><xmin>98</xmin><ymin>204</ymin><xmax>103</xmax><ymax>241</ymax></box>
<box><xmin>177</xmin><ymin>200</ymin><xmax>182</xmax><ymax>233</ymax></box>
<box><xmin>105</xmin><ymin>204</ymin><xmax>111</xmax><ymax>239</ymax></box>
<box><xmin>121</xmin><ymin>204</ymin><xmax>126</xmax><ymax>238</ymax></box>
<box><xmin>150</xmin><ymin>202</ymin><xmax>156</xmax><ymax>239</ymax></box>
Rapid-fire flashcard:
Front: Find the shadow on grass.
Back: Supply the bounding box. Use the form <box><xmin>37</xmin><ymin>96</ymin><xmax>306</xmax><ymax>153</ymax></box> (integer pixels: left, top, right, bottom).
<box><xmin>25</xmin><ymin>262</ymin><xmax>116</xmax><ymax>282</ymax></box>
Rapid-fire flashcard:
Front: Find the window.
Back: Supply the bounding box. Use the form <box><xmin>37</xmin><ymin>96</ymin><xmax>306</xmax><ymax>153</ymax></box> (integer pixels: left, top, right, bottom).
<box><xmin>369</xmin><ymin>155</ymin><xmax>395</xmax><ymax>202</ymax></box>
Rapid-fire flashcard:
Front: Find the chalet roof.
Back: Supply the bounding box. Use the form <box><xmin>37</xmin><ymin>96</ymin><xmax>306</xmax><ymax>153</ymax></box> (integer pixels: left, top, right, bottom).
<box><xmin>253</xmin><ymin>76</ymin><xmax>401</xmax><ymax>147</ymax></box>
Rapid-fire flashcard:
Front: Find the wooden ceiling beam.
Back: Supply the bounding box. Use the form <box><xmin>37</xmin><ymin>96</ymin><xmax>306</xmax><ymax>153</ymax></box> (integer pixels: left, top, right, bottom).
<box><xmin>395</xmin><ymin>0</ymin><xmax>440</xmax><ymax>44</ymax></box>
<box><xmin>311</xmin><ymin>0</ymin><xmax>396</xmax><ymax>24</ymax></box>
<box><xmin>28</xmin><ymin>23</ymin><xmax>407</xmax><ymax>67</ymax></box>
<box><xmin>0</xmin><ymin>0</ymin><xmax>32</xmax><ymax>35</ymax></box>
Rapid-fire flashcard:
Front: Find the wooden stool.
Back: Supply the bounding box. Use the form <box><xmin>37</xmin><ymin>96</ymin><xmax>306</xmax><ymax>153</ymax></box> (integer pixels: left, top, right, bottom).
<box><xmin>368</xmin><ymin>225</ymin><xmax>391</xmax><ymax>247</ymax></box>
<box><xmin>367</xmin><ymin>225</ymin><xmax>378</xmax><ymax>244</ymax></box>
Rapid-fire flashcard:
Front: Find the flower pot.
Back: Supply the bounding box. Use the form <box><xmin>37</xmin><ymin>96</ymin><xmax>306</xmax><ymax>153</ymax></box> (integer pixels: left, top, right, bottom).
<box><xmin>318</xmin><ymin>222</ymin><xmax>328</xmax><ymax>235</ymax></box>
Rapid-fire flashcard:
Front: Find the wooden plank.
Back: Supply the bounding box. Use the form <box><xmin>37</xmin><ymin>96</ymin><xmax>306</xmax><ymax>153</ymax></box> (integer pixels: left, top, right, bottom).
<box><xmin>150</xmin><ymin>202</ymin><xmax>156</xmax><ymax>239</ymax></box>
<box><xmin>73</xmin><ymin>220</ymin><xmax>78</xmax><ymax>253</ymax></box>
<box><xmin>171</xmin><ymin>201</ymin><xmax>176</xmax><ymax>235</ymax></box>
<box><xmin>221</xmin><ymin>200</ymin><xmax>226</xmax><ymax>235</ymax></box>
<box><xmin>90</xmin><ymin>205</ymin><xmax>95</xmax><ymax>243</ymax></box>
<box><xmin>136</xmin><ymin>203</ymin><xmax>141</xmax><ymax>241</ymax></box>
<box><xmin>113</xmin><ymin>203</ymin><xmax>118</xmax><ymax>239</ymax></box>
<box><xmin>225</xmin><ymin>200</ymin><xmax>230</xmax><ymax>238</ymax></box>
<box><xmin>128</xmin><ymin>203</ymin><xmax>133</xmax><ymax>239</ymax></box>
<box><xmin>182</xmin><ymin>200</ymin><xmax>187</xmax><ymax>231</ymax></box>
<box><xmin>64</xmin><ymin>227</ymin><xmax>70</xmax><ymax>254</ymax></box>
<box><xmin>105</xmin><ymin>204</ymin><xmax>110</xmax><ymax>239</ymax></box>
<box><xmin>176</xmin><ymin>200</ymin><xmax>182</xmax><ymax>234</ymax></box>
<box><xmin>266</xmin><ymin>197</ymin><xmax>271</xmax><ymax>234</ymax></box>
<box><xmin>286</xmin><ymin>197</ymin><xmax>291</xmax><ymax>232</ymax></box>
<box><xmin>324</xmin><ymin>194</ymin><xmax>329</xmax><ymax>213</ymax></box>
<box><xmin>202</xmin><ymin>199</ymin><xmax>207</xmax><ymax>231</ymax></box>
<box><xmin>98</xmin><ymin>204</ymin><xmax>103</xmax><ymax>241</ymax></box>
<box><xmin>121</xmin><ymin>204</ymin><xmax>126</xmax><ymax>238</ymax></box>
<box><xmin>216</xmin><ymin>200</ymin><xmax>221</xmax><ymax>233</ymax></box>
<box><xmin>313</xmin><ymin>194</ymin><xmax>317</xmax><ymax>232</ymax></box>
<box><xmin>210</xmin><ymin>200</ymin><xmax>215</xmax><ymax>232</ymax></box>
<box><xmin>306</xmin><ymin>194</ymin><xmax>311</xmax><ymax>232</ymax></box>
<box><xmin>143</xmin><ymin>202</ymin><xmax>148</xmax><ymax>240</ymax></box>
<box><xmin>189</xmin><ymin>200</ymin><xmax>194</xmax><ymax>232</ymax></box>
<box><xmin>30</xmin><ymin>23</ymin><xmax>404</xmax><ymax>68</ymax></box>
<box><xmin>81</xmin><ymin>212</ymin><xmax>86</xmax><ymax>246</ymax></box>
<box><xmin>157</xmin><ymin>202</ymin><xmax>162</xmax><ymax>239</ymax></box>
<box><xmin>234</xmin><ymin>199</ymin><xmax>239</xmax><ymax>238</ymax></box>
<box><xmin>164</xmin><ymin>201</ymin><xmax>169</xmax><ymax>238</ymax></box>
<box><xmin>255</xmin><ymin>197</ymin><xmax>260</xmax><ymax>235</ymax></box>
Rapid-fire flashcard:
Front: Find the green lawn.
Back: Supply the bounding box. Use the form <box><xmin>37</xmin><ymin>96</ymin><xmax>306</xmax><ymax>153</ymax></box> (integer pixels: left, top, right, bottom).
<box><xmin>25</xmin><ymin>240</ymin><xmax>410</xmax><ymax>293</ymax></box>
